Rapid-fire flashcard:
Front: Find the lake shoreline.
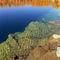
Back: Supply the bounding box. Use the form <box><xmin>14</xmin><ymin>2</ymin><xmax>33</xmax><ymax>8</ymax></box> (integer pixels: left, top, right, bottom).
<box><xmin>48</xmin><ymin>20</ymin><xmax>60</xmax><ymax>26</ymax></box>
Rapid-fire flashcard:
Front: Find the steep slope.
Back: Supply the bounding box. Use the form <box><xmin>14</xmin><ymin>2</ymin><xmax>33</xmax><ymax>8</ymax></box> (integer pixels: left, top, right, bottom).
<box><xmin>40</xmin><ymin>50</ymin><xmax>57</xmax><ymax>60</ymax></box>
<box><xmin>27</xmin><ymin>47</ymin><xmax>48</xmax><ymax>60</ymax></box>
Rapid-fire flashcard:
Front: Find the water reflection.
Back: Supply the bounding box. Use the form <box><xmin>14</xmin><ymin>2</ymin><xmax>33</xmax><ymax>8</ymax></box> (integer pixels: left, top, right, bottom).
<box><xmin>0</xmin><ymin>0</ymin><xmax>60</xmax><ymax>8</ymax></box>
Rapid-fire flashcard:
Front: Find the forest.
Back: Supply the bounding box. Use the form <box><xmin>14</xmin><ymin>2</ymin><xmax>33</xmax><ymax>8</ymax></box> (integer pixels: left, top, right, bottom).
<box><xmin>0</xmin><ymin>21</ymin><xmax>60</xmax><ymax>60</ymax></box>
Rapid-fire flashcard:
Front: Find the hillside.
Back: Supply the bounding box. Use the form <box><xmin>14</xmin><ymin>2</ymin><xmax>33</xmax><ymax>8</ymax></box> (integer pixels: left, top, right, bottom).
<box><xmin>0</xmin><ymin>21</ymin><xmax>60</xmax><ymax>60</ymax></box>
<box><xmin>0</xmin><ymin>0</ymin><xmax>60</xmax><ymax>8</ymax></box>
<box><xmin>27</xmin><ymin>47</ymin><xmax>58</xmax><ymax>60</ymax></box>
<box><xmin>39</xmin><ymin>50</ymin><xmax>57</xmax><ymax>60</ymax></box>
<box><xmin>27</xmin><ymin>37</ymin><xmax>60</xmax><ymax>60</ymax></box>
<box><xmin>27</xmin><ymin>47</ymin><xmax>48</xmax><ymax>60</ymax></box>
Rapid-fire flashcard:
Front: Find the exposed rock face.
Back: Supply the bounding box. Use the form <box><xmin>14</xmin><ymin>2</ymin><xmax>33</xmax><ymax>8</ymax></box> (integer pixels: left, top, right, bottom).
<box><xmin>0</xmin><ymin>0</ymin><xmax>50</xmax><ymax>7</ymax></box>
<box><xmin>0</xmin><ymin>0</ymin><xmax>60</xmax><ymax>8</ymax></box>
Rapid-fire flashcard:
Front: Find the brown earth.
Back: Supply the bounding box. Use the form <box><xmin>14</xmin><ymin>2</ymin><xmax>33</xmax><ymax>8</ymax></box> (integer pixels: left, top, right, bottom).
<box><xmin>49</xmin><ymin>20</ymin><xmax>60</xmax><ymax>26</ymax></box>
<box><xmin>27</xmin><ymin>46</ymin><xmax>48</xmax><ymax>60</ymax></box>
<box><xmin>27</xmin><ymin>46</ymin><xmax>60</xmax><ymax>60</ymax></box>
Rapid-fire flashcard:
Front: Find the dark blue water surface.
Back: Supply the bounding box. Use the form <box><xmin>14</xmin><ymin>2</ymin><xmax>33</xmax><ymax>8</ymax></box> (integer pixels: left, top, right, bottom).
<box><xmin>0</xmin><ymin>5</ymin><xmax>57</xmax><ymax>42</ymax></box>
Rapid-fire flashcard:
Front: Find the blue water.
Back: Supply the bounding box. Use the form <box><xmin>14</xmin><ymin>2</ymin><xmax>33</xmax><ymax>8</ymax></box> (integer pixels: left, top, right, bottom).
<box><xmin>0</xmin><ymin>5</ymin><xmax>59</xmax><ymax>42</ymax></box>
